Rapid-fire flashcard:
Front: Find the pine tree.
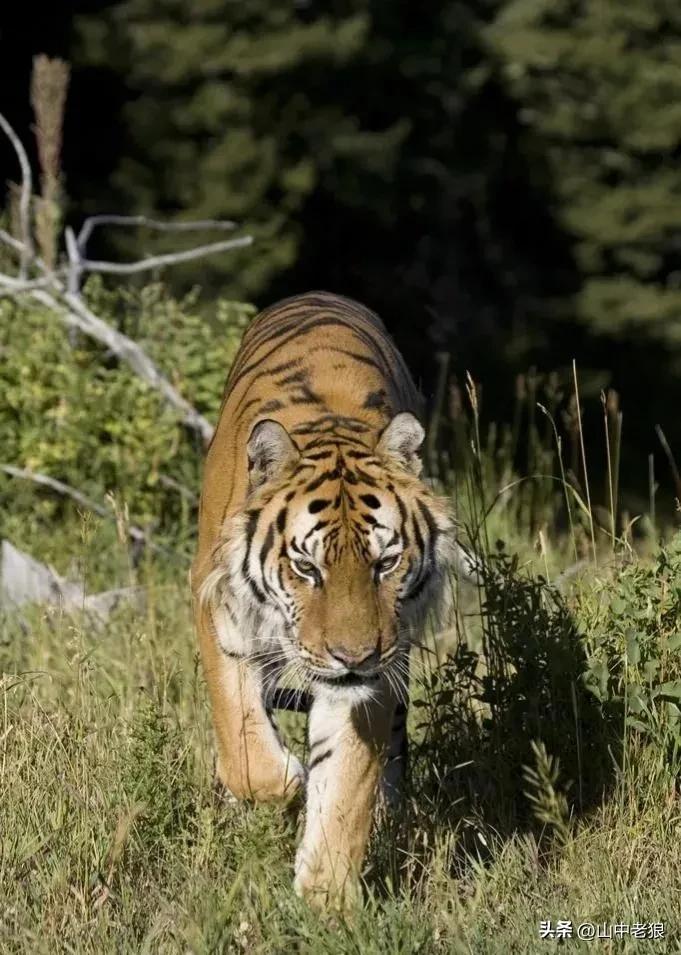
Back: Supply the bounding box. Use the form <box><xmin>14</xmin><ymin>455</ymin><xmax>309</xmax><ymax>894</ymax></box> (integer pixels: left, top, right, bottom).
<box><xmin>489</xmin><ymin>0</ymin><xmax>681</xmax><ymax>348</ymax></box>
<box><xmin>73</xmin><ymin>0</ymin><xmax>568</xmax><ymax>382</ymax></box>
<box><xmin>75</xmin><ymin>0</ymin><xmax>408</xmax><ymax>299</ymax></box>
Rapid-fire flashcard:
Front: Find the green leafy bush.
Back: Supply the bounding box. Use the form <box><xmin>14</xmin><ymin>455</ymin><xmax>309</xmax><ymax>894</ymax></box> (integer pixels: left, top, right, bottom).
<box><xmin>0</xmin><ymin>280</ymin><xmax>254</xmax><ymax>565</ymax></box>
<box><xmin>579</xmin><ymin>536</ymin><xmax>681</xmax><ymax>767</ymax></box>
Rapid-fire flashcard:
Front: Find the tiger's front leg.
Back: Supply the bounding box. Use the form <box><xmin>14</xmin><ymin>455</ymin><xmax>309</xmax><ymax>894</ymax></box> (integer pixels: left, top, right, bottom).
<box><xmin>197</xmin><ymin>603</ymin><xmax>305</xmax><ymax>803</ymax></box>
<box><xmin>294</xmin><ymin>685</ymin><xmax>396</xmax><ymax>907</ymax></box>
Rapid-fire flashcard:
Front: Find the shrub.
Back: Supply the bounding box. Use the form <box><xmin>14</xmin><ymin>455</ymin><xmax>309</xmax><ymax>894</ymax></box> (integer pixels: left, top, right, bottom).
<box><xmin>0</xmin><ymin>280</ymin><xmax>254</xmax><ymax>564</ymax></box>
<box><xmin>578</xmin><ymin>535</ymin><xmax>681</xmax><ymax>774</ymax></box>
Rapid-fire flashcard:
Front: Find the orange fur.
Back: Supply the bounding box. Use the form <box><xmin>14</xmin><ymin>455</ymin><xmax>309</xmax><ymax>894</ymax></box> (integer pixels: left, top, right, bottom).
<box><xmin>191</xmin><ymin>291</ymin><xmax>456</xmax><ymax>906</ymax></box>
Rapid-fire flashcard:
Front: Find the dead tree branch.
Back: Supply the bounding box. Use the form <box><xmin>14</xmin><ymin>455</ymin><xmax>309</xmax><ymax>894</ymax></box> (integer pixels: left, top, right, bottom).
<box><xmin>1</xmin><ymin>464</ymin><xmax>168</xmax><ymax>554</ymax></box>
<box><xmin>77</xmin><ymin>214</ymin><xmax>237</xmax><ymax>250</ymax></box>
<box><xmin>0</xmin><ymin>113</ymin><xmax>34</xmax><ymax>278</ymax></box>
<box><xmin>80</xmin><ymin>233</ymin><xmax>253</xmax><ymax>277</ymax></box>
<box><xmin>0</xmin><ymin>110</ymin><xmax>257</xmax><ymax>445</ymax></box>
<box><xmin>0</xmin><ymin>233</ymin><xmax>215</xmax><ymax>441</ymax></box>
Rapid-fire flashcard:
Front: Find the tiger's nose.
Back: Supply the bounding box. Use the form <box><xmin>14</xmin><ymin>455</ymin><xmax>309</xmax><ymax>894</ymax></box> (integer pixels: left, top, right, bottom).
<box><xmin>326</xmin><ymin>643</ymin><xmax>380</xmax><ymax>670</ymax></box>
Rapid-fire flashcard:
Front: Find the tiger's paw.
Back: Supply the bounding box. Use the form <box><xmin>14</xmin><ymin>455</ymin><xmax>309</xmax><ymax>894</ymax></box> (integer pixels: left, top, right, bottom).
<box><xmin>217</xmin><ymin>749</ymin><xmax>306</xmax><ymax>804</ymax></box>
<box><xmin>293</xmin><ymin>849</ymin><xmax>361</xmax><ymax>912</ymax></box>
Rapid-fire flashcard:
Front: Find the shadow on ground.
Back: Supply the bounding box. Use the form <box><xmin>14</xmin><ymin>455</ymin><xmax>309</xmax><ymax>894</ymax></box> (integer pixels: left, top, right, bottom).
<box><xmin>369</xmin><ymin>547</ymin><xmax>622</xmax><ymax>893</ymax></box>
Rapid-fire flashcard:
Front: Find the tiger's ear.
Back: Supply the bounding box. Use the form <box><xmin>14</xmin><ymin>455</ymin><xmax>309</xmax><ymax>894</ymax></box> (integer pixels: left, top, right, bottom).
<box><xmin>376</xmin><ymin>412</ymin><xmax>425</xmax><ymax>475</ymax></box>
<box><xmin>247</xmin><ymin>419</ymin><xmax>300</xmax><ymax>489</ymax></box>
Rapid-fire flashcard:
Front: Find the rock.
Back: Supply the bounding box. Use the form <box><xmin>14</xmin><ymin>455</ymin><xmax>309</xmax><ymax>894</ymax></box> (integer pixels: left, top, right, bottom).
<box><xmin>0</xmin><ymin>539</ymin><xmax>145</xmax><ymax>620</ymax></box>
<box><xmin>0</xmin><ymin>539</ymin><xmax>84</xmax><ymax>609</ymax></box>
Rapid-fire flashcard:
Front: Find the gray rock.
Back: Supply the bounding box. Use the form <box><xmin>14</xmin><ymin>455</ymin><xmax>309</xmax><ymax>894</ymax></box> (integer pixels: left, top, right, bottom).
<box><xmin>0</xmin><ymin>539</ymin><xmax>144</xmax><ymax>620</ymax></box>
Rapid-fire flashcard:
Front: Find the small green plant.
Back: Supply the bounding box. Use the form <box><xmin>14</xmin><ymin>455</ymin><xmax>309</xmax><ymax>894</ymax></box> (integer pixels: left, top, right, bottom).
<box><xmin>579</xmin><ymin>534</ymin><xmax>681</xmax><ymax>775</ymax></box>
<box><xmin>522</xmin><ymin>740</ymin><xmax>571</xmax><ymax>847</ymax></box>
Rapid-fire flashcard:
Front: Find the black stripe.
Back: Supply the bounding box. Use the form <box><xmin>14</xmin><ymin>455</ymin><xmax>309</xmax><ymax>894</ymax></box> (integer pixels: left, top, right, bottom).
<box><xmin>239</xmin><ymin>396</ymin><xmax>261</xmax><ymax>414</ymax></box>
<box><xmin>309</xmin><ymin>748</ymin><xmax>333</xmax><ymax>771</ymax></box>
<box><xmin>278</xmin><ymin>370</ymin><xmax>308</xmax><ymax>386</ymax></box>
<box><xmin>340</xmin><ymin>468</ymin><xmax>359</xmax><ymax>485</ymax></box>
<box><xmin>304</xmin><ymin>467</ymin><xmax>341</xmax><ymax>493</ymax></box>
<box><xmin>355</xmin><ymin>468</ymin><xmax>378</xmax><ymax>486</ymax></box>
<box><xmin>309</xmin><ymin>735</ymin><xmax>330</xmax><ymax>755</ymax></box>
<box><xmin>305</xmin><ymin>449</ymin><xmax>334</xmax><ymax>461</ymax></box>
<box><xmin>416</xmin><ymin>498</ymin><xmax>438</xmax><ymax>569</ymax></box>
<box><xmin>308</xmin><ymin>498</ymin><xmax>330</xmax><ymax>513</ymax></box>
<box><xmin>302</xmin><ymin>519</ymin><xmax>330</xmax><ymax>541</ymax></box>
<box><xmin>260</xmin><ymin>524</ymin><xmax>275</xmax><ymax>567</ymax></box>
<box><xmin>360</xmin><ymin>493</ymin><xmax>381</xmax><ymax>509</ymax></box>
<box><xmin>242</xmin><ymin>509</ymin><xmax>267</xmax><ymax>604</ymax></box>
<box><xmin>333</xmin><ymin>348</ymin><xmax>382</xmax><ymax>371</ymax></box>
<box><xmin>260</xmin><ymin>399</ymin><xmax>284</xmax><ymax>414</ymax></box>
<box><xmin>405</xmin><ymin>575</ymin><xmax>428</xmax><ymax>602</ymax></box>
<box><xmin>395</xmin><ymin>493</ymin><xmax>410</xmax><ymax>545</ymax></box>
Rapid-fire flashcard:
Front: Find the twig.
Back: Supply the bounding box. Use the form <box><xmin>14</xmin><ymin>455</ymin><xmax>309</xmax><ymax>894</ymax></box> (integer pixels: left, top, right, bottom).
<box><xmin>0</xmin><ymin>227</ymin><xmax>27</xmax><ymax>255</ymax></box>
<box><xmin>158</xmin><ymin>473</ymin><xmax>199</xmax><ymax>502</ymax></box>
<box><xmin>64</xmin><ymin>225</ymin><xmax>82</xmax><ymax>295</ymax></box>
<box><xmin>601</xmin><ymin>390</ymin><xmax>616</xmax><ymax>547</ymax></box>
<box><xmin>655</xmin><ymin>425</ymin><xmax>681</xmax><ymax>502</ymax></box>
<box><xmin>3</xmin><ymin>463</ymin><xmax>110</xmax><ymax>518</ymax></box>
<box><xmin>0</xmin><ymin>112</ymin><xmax>34</xmax><ymax>278</ymax></box>
<box><xmin>77</xmin><ymin>214</ymin><xmax>237</xmax><ymax>252</ymax></box>
<box><xmin>0</xmin><ymin>274</ymin><xmax>56</xmax><ymax>296</ymax></box>
<box><xmin>80</xmin><ymin>234</ymin><xmax>253</xmax><ymax>276</ymax></box>
<box><xmin>0</xmin><ymin>464</ymin><xmax>164</xmax><ymax>553</ymax></box>
<box><xmin>572</xmin><ymin>360</ymin><xmax>597</xmax><ymax>566</ymax></box>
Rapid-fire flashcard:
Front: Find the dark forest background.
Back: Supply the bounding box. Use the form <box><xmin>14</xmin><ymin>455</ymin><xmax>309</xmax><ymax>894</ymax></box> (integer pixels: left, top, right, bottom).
<box><xmin>2</xmin><ymin>1</ymin><xmax>681</xmax><ymax>516</ymax></box>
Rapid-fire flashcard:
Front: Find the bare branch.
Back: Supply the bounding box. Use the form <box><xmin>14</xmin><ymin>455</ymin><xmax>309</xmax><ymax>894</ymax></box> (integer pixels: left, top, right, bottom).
<box><xmin>77</xmin><ymin>214</ymin><xmax>237</xmax><ymax>252</ymax></box>
<box><xmin>0</xmin><ymin>231</ymin><xmax>215</xmax><ymax>441</ymax></box>
<box><xmin>0</xmin><ymin>464</ymin><xmax>166</xmax><ymax>554</ymax></box>
<box><xmin>80</xmin><ymin>234</ymin><xmax>253</xmax><ymax>276</ymax></box>
<box><xmin>158</xmin><ymin>473</ymin><xmax>199</xmax><ymax>502</ymax></box>
<box><xmin>0</xmin><ymin>227</ymin><xmax>25</xmax><ymax>255</ymax></box>
<box><xmin>64</xmin><ymin>225</ymin><xmax>82</xmax><ymax>295</ymax></box>
<box><xmin>0</xmin><ymin>124</ymin><xmax>249</xmax><ymax>444</ymax></box>
<box><xmin>1</xmin><ymin>464</ymin><xmax>110</xmax><ymax>517</ymax></box>
<box><xmin>0</xmin><ymin>111</ymin><xmax>34</xmax><ymax>278</ymax></box>
<box><xmin>0</xmin><ymin>274</ymin><xmax>56</xmax><ymax>296</ymax></box>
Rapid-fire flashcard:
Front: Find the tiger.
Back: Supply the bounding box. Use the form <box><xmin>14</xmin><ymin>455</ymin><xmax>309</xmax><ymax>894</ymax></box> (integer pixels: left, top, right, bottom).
<box><xmin>191</xmin><ymin>290</ymin><xmax>462</xmax><ymax>907</ymax></box>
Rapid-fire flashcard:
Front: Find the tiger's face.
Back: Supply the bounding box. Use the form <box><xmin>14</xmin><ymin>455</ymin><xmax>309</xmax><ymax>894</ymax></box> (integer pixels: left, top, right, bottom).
<box><xmin>202</xmin><ymin>414</ymin><xmax>455</xmax><ymax>699</ymax></box>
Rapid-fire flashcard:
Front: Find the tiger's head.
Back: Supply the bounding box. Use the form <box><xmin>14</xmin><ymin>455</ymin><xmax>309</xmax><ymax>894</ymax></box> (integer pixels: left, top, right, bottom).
<box><xmin>200</xmin><ymin>413</ymin><xmax>457</xmax><ymax>700</ymax></box>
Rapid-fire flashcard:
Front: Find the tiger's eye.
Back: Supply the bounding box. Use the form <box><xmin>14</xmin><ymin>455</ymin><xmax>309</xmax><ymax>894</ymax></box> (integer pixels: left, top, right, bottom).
<box><xmin>291</xmin><ymin>558</ymin><xmax>317</xmax><ymax>579</ymax></box>
<box><xmin>376</xmin><ymin>554</ymin><xmax>400</xmax><ymax>576</ymax></box>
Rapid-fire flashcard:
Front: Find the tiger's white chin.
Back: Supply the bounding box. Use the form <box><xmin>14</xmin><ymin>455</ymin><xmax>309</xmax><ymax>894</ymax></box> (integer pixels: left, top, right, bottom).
<box><xmin>313</xmin><ymin>677</ymin><xmax>382</xmax><ymax>706</ymax></box>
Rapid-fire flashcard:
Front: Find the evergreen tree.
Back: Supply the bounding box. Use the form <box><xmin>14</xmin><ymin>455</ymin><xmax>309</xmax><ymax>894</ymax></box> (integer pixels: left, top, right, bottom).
<box><xmin>75</xmin><ymin>0</ymin><xmax>564</xmax><ymax>384</ymax></box>
<box><xmin>489</xmin><ymin>0</ymin><xmax>681</xmax><ymax>349</ymax></box>
<box><xmin>75</xmin><ymin>0</ymin><xmax>409</xmax><ymax>299</ymax></box>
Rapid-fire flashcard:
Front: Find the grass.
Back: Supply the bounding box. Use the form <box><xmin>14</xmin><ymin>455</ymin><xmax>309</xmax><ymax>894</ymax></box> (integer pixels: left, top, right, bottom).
<box><xmin>2</xmin><ymin>508</ymin><xmax>681</xmax><ymax>954</ymax></box>
<box><xmin>2</xmin><ymin>361</ymin><xmax>681</xmax><ymax>952</ymax></box>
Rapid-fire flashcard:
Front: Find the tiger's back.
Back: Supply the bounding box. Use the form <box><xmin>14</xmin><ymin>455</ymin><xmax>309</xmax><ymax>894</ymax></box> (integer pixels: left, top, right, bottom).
<box><xmin>195</xmin><ymin>291</ymin><xmax>423</xmax><ymax>579</ymax></box>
